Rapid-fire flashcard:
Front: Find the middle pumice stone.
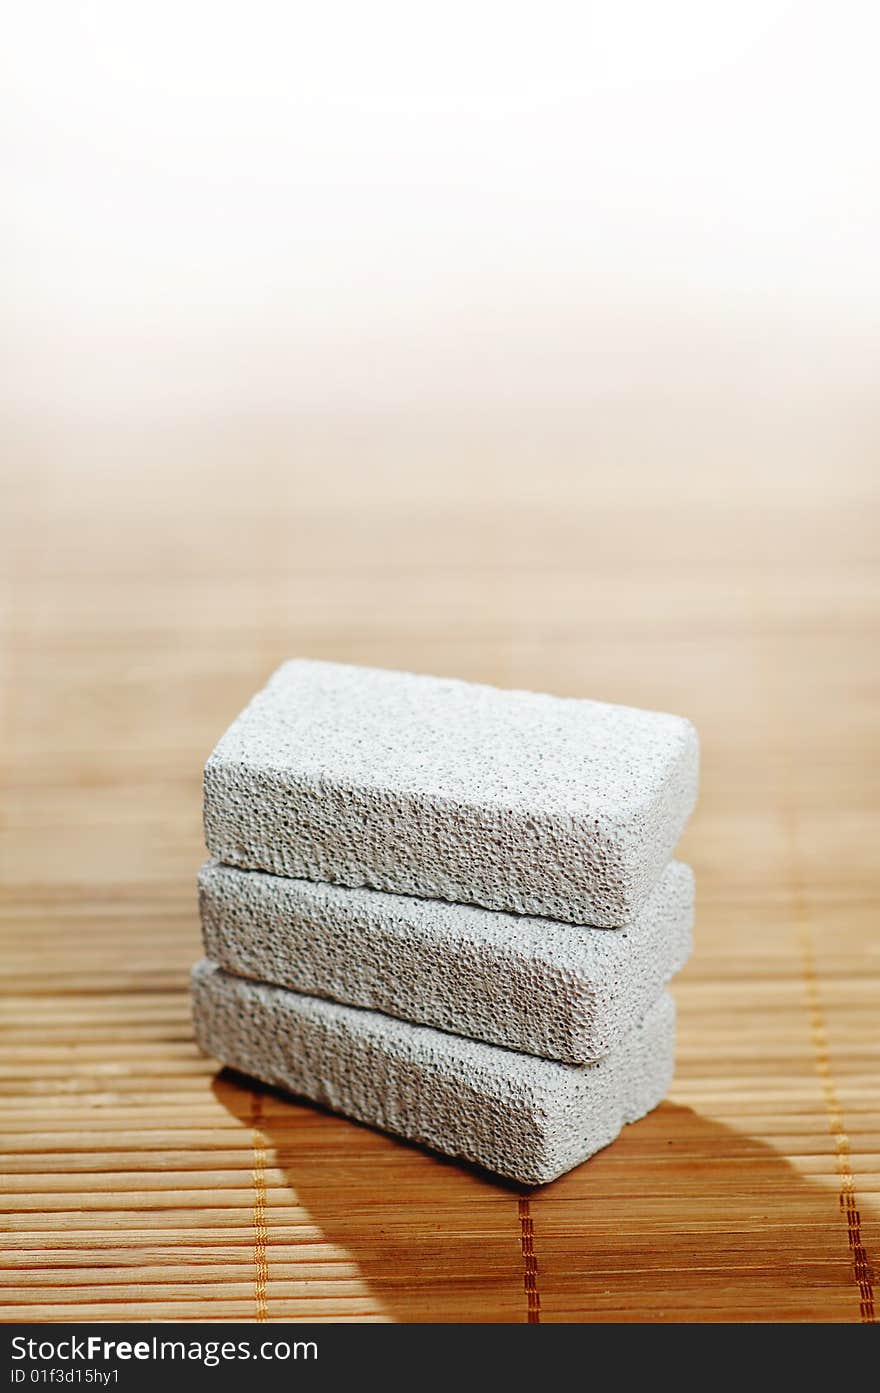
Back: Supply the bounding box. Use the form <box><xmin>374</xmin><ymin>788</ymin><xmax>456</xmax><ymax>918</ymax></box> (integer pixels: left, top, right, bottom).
<box><xmin>199</xmin><ymin>859</ymin><xmax>693</xmax><ymax>1065</ymax></box>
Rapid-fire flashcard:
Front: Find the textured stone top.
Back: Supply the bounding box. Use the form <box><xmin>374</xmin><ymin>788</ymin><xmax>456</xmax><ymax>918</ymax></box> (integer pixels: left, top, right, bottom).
<box><xmin>204</xmin><ymin>659</ymin><xmax>698</xmax><ymax>925</ymax></box>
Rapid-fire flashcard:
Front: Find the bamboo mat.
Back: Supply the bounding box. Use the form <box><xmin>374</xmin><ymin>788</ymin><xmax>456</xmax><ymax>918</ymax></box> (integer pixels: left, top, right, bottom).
<box><xmin>1</xmin><ymin>406</ymin><xmax>877</xmax><ymax>1323</ymax></box>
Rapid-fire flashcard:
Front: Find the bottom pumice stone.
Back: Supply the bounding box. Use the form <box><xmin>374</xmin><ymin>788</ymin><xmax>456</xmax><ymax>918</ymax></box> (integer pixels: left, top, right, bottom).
<box><xmin>192</xmin><ymin>960</ymin><xmax>675</xmax><ymax>1185</ymax></box>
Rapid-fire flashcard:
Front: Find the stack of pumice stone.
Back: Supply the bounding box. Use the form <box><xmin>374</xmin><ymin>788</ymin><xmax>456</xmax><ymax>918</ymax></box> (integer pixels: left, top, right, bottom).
<box><xmin>192</xmin><ymin>659</ymin><xmax>699</xmax><ymax>1185</ymax></box>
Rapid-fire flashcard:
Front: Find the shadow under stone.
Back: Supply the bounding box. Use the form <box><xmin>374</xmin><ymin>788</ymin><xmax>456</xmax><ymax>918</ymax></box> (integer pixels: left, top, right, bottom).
<box><xmin>211</xmin><ymin>1071</ymin><xmax>876</xmax><ymax>1322</ymax></box>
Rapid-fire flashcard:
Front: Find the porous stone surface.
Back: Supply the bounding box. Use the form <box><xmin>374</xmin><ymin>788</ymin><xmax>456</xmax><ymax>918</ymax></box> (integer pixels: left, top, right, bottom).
<box><xmin>192</xmin><ymin>961</ymin><xmax>675</xmax><ymax>1185</ymax></box>
<box><xmin>199</xmin><ymin>858</ymin><xmax>693</xmax><ymax>1064</ymax></box>
<box><xmin>203</xmin><ymin>660</ymin><xmax>698</xmax><ymax>926</ymax></box>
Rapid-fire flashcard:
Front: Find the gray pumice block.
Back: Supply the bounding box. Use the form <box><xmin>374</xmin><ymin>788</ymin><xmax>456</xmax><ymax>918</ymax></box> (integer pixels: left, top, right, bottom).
<box><xmin>192</xmin><ymin>960</ymin><xmax>676</xmax><ymax>1185</ymax></box>
<box><xmin>204</xmin><ymin>660</ymin><xmax>698</xmax><ymax>926</ymax></box>
<box><xmin>199</xmin><ymin>859</ymin><xmax>693</xmax><ymax>1064</ymax></box>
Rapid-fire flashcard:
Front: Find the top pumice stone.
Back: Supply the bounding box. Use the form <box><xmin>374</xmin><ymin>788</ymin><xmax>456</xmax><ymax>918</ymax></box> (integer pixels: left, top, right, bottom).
<box><xmin>203</xmin><ymin>660</ymin><xmax>699</xmax><ymax>927</ymax></box>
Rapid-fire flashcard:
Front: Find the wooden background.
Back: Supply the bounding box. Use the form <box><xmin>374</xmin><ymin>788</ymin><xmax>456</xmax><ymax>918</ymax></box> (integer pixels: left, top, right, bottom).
<box><xmin>1</xmin><ymin>387</ymin><xmax>877</xmax><ymax>1322</ymax></box>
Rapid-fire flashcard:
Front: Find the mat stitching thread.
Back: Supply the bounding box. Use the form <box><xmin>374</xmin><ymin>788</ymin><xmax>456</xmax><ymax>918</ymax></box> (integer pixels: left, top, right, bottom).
<box><xmin>250</xmin><ymin>1091</ymin><xmax>269</xmax><ymax>1322</ymax></box>
<box><xmin>518</xmin><ymin>1197</ymin><xmax>541</xmax><ymax>1323</ymax></box>
<box><xmin>789</xmin><ymin>825</ymin><xmax>876</xmax><ymax>1324</ymax></box>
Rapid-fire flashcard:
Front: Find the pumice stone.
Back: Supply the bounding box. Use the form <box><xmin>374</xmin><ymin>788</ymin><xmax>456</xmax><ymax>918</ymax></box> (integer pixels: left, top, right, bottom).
<box><xmin>192</xmin><ymin>960</ymin><xmax>676</xmax><ymax>1185</ymax></box>
<box><xmin>203</xmin><ymin>659</ymin><xmax>699</xmax><ymax>926</ymax></box>
<box><xmin>199</xmin><ymin>858</ymin><xmax>693</xmax><ymax>1065</ymax></box>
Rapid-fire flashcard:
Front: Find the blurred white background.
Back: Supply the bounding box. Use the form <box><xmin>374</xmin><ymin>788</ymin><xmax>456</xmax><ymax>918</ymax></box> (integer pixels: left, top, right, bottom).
<box><xmin>2</xmin><ymin>0</ymin><xmax>879</xmax><ymax>415</ymax></box>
